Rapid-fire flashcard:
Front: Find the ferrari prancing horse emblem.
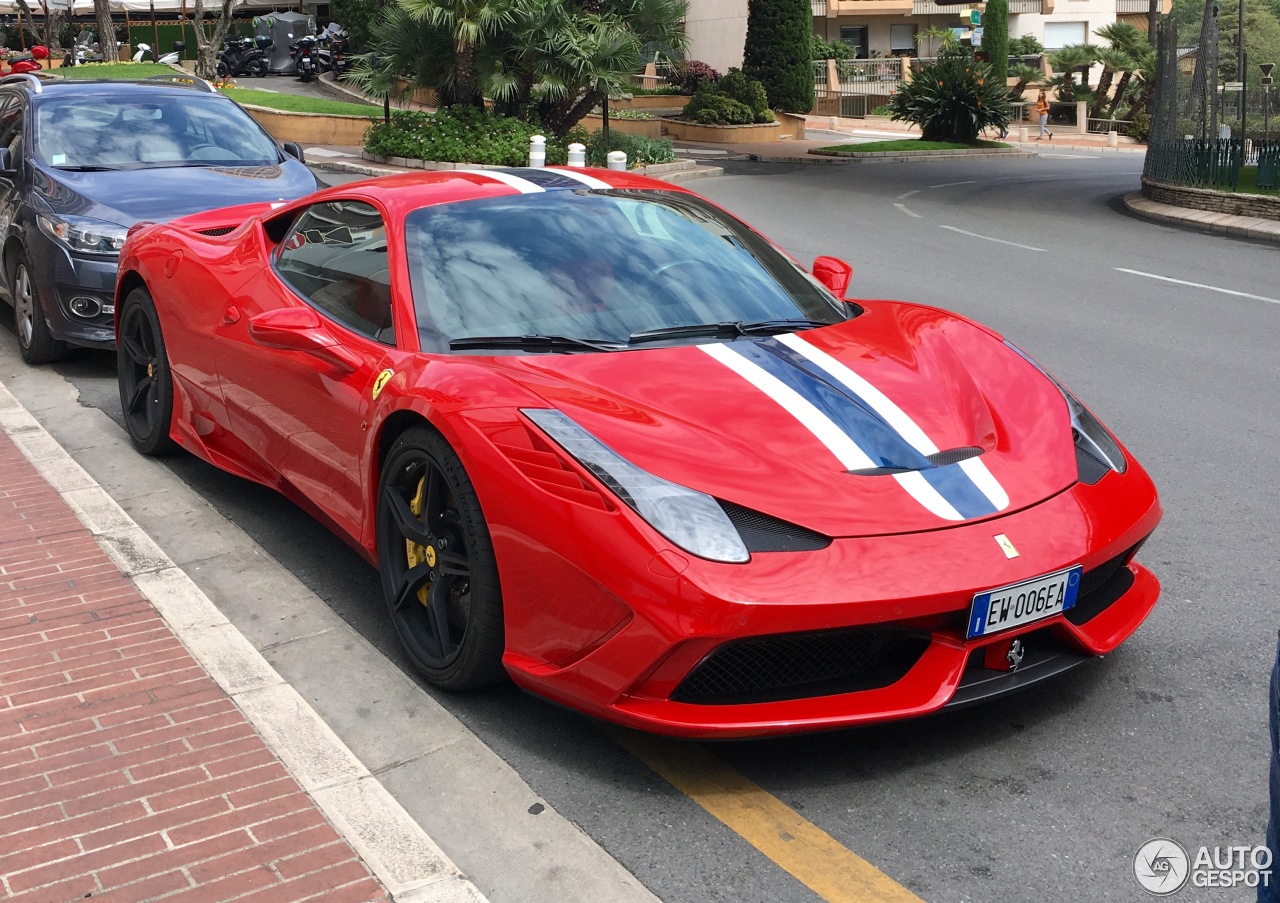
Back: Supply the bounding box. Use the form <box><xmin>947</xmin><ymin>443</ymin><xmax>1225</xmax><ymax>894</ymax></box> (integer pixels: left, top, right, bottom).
<box><xmin>371</xmin><ymin>369</ymin><xmax>394</xmax><ymax>400</ymax></box>
<box><xmin>994</xmin><ymin>534</ymin><xmax>1019</xmax><ymax>559</ymax></box>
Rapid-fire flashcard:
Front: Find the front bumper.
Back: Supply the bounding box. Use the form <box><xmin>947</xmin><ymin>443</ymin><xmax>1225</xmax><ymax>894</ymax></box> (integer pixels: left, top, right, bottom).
<box><xmin>27</xmin><ymin>229</ymin><xmax>119</xmax><ymax>349</ymax></box>
<box><xmin>500</xmin><ymin>467</ymin><xmax>1163</xmax><ymax>739</ymax></box>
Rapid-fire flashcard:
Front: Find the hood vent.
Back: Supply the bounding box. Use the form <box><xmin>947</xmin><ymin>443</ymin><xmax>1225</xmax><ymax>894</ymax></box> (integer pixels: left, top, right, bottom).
<box><xmin>848</xmin><ymin>446</ymin><xmax>984</xmax><ymax>477</ymax></box>
<box><xmin>196</xmin><ymin>226</ymin><xmax>236</xmax><ymax>236</ymax></box>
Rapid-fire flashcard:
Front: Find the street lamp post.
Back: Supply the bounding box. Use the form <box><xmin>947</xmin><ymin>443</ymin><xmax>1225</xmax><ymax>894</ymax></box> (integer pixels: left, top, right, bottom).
<box><xmin>1264</xmin><ymin>63</ymin><xmax>1276</xmax><ymax>143</ymax></box>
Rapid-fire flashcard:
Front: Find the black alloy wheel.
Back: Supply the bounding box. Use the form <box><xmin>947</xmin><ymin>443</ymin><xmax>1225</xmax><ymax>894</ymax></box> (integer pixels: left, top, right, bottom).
<box><xmin>117</xmin><ymin>286</ymin><xmax>177</xmax><ymax>455</ymax></box>
<box><xmin>377</xmin><ymin>426</ymin><xmax>505</xmax><ymax>690</ymax></box>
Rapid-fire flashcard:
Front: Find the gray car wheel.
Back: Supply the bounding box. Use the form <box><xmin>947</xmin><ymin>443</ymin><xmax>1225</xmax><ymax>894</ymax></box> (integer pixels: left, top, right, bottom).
<box><xmin>9</xmin><ymin>248</ymin><xmax>67</xmax><ymax>365</ymax></box>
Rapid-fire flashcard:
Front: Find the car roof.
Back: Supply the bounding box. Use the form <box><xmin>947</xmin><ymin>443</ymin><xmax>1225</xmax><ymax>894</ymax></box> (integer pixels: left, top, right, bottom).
<box><xmin>2</xmin><ymin>77</ymin><xmax>224</xmax><ymax>102</ymax></box>
<box><xmin>317</xmin><ymin>169</ymin><xmax>693</xmax><ymax>221</ymax></box>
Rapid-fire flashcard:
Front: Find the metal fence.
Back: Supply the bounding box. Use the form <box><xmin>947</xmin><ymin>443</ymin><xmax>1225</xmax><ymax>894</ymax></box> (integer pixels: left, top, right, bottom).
<box><xmin>1144</xmin><ymin>17</ymin><xmax>1280</xmax><ymax>191</ymax></box>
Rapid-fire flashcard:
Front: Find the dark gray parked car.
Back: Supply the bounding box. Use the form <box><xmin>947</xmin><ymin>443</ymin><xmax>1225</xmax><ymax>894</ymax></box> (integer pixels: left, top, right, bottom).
<box><xmin>0</xmin><ymin>74</ymin><xmax>320</xmax><ymax>363</ymax></box>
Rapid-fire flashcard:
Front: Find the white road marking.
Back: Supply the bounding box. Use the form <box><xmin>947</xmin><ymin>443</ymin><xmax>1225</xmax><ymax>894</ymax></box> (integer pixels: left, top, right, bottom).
<box><xmin>893</xmin><ymin>203</ymin><xmax>922</xmax><ymax>218</ymax></box>
<box><xmin>1035</xmin><ymin>153</ymin><xmax>1101</xmax><ymax>159</ymax></box>
<box><xmin>896</xmin><ymin>190</ymin><xmax>920</xmax><ymax>200</ymax></box>
<box><xmin>938</xmin><ymin>225</ymin><xmax>1048</xmax><ymax>251</ymax></box>
<box><xmin>1115</xmin><ymin>268</ymin><xmax>1280</xmax><ymax>305</ymax></box>
<box><xmin>930</xmin><ymin>180</ymin><xmax>976</xmax><ymax>189</ymax></box>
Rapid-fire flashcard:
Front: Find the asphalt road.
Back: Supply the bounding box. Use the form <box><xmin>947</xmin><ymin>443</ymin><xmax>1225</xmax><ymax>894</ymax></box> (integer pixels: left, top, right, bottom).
<box><xmin>18</xmin><ymin>150</ymin><xmax>1280</xmax><ymax>902</ymax></box>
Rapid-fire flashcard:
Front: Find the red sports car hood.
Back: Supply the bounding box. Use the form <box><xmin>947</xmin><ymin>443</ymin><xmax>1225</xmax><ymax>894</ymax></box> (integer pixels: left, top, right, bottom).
<box><xmin>477</xmin><ymin>303</ymin><xmax>1081</xmax><ymax>537</ymax></box>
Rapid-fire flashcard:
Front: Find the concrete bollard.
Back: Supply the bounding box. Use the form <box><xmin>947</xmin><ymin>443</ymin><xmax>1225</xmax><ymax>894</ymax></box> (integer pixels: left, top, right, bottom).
<box><xmin>607</xmin><ymin>150</ymin><xmax>627</xmax><ymax>171</ymax></box>
<box><xmin>529</xmin><ymin>135</ymin><xmax>546</xmax><ymax>168</ymax></box>
<box><xmin>567</xmin><ymin>143</ymin><xmax>586</xmax><ymax>168</ymax></box>
<box><xmin>1108</xmin><ymin>130</ymin><xmax>1118</xmax><ymax>148</ymax></box>
<box><xmin>1018</xmin><ymin>127</ymin><xmax>1028</xmax><ymax>143</ymax></box>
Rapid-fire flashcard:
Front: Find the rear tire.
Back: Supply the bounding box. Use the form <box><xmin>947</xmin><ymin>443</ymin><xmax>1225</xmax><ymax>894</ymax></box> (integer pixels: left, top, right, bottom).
<box><xmin>117</xmin><ymin>286</ymin><xmax>178</xmax><ymax>456</ymax></box>
<box><xmin>9</xmin><ymin>247</ymin><xmax>66</xmax><ymax>365</ymax></box>
<box><xmin>248</xmin><ymin>58</ymin><xmax>267</xmax><ymax>78</ymax></box>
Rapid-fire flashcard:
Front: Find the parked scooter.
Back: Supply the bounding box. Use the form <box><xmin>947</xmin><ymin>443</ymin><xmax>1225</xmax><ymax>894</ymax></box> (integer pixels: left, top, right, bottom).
<box><xmin>131</xmin><ymin>41</ymin><xmax>184</xmax><ymax>65</ymax></box>
<box><xmin>288</xmin><ymin>35</ymin><xmax>319</xmax><ymax>83</ymax></box>
<box><xmin>217</xmin><ymin>35</ymin><xmax>271</xmax><ymax>78</ymax></box>
<box><xmin>3</xmin><ymin>45</ymin><xmax>47</xmax><ymax>74</ymax></box>
<box><xmin>315</xmin><ymin>26</ymin><xmax>349</xmax><ymax>75</ymax></box>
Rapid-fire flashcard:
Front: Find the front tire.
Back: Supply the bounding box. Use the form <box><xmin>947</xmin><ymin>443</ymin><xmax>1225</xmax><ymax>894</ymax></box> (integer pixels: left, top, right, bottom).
<box><xmin>9</xmin><ymin>247</ymin><xmax>66</xmax><ymax>365</ymax></box>
<box><xmin>117</xmin><ymin>286</ymin><xmax>177</xmax><ymax>455</ymax></box>
<box><xmin>248</xmin><ymin>58</ymin><xmax>267</xmax><ymax>78</ymax></box>
<box><xmin>377</xmin><ymin>426</ymin><xmax>505</xmax><ymax>690</ymax></box>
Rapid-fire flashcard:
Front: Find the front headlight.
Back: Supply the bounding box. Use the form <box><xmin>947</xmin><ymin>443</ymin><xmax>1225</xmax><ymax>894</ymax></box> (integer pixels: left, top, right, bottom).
<box><xmin>523</xmin><ymin>408</ymin><xmax>750</xmax><ymax>564</ymax></box>
<box><xmin>1004</xmin><ymin>341</ymin><xmax>1127</xmax><ymax>478</ymax></box>
<box><xmin>37</xmin><ymin>214</ymin><xmax>128</xmax><ymax>257</ymax></box>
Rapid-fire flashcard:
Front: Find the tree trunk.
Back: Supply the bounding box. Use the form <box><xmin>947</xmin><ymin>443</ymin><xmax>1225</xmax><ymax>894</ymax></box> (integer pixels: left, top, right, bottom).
<box><xmin>95</xmin><ymin>0</ymin><xmax>120</xmax><ymax>62</ymax></box>
<box><xmin>188</xmin><ymin>0</ymin><xmax>234</xmax><ymax>81</ymax></box>
<box><xmin>1107</xmin><ymin>71</ymin><xmax>1133</xmax><ymax>117</ymax></box>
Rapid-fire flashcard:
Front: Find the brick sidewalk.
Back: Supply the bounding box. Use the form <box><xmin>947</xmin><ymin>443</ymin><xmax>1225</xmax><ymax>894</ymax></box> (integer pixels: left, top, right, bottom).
<box><xmin>0</xmin><ymin>428</ymin><xmax>390</xmax><ymax>903</ymax></box>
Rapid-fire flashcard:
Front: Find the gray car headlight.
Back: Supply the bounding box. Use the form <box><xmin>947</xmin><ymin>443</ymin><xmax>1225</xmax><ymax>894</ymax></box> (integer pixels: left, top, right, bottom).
<box><xmin>37</xmin><ymin>214</ymin><xmax>128</xmax><ymax>257</ymax></box>
<box><xmin>523</xmin><ymin>408</ymin><xmax>750</xmax><ymax>563</ymax></box>
<box><xmin>1005</xmin><ymin>341</ymin><xmax>1127</xmax><ymax>475</ymax></box>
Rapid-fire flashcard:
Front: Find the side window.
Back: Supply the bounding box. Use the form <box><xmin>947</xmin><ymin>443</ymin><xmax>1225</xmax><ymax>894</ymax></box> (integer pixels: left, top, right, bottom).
<box><xmin>274</xmin><ymin>200</ymin><xmax>395</xmax><ymax>345</ymax></box>
<box><xmin>0</xmin><ymin>96</ymin><xmax>23</xmax><ymax>161</ymax></box>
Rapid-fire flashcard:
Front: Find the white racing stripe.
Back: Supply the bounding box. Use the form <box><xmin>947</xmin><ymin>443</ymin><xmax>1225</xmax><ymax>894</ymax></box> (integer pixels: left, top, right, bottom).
<box><xmin>455</xmin><ymin>169</ymin><xmax>546</xmax><ymax>193</ymax></box>
<box><xmin>700</xmin><ymin>343</ymin><xmax>966</xmax><ymax>522</ymax></box>
<box><xmin>550</xmin><ymin>169</ymin><xmax>614</xmax><ymax>190</ymax></box>
<box><xmin>776</xmin><ymin>333</ymin><xmax>1009</xmax><ymax>512</ymax></box>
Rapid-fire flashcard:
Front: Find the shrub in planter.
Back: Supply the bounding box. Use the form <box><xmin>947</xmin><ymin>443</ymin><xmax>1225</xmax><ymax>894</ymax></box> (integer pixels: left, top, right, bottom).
<box><xmin>668</xmin><ymin>60</ymin><xmax>720</xmax><ymax>95</ymax></box>
<box><xmin>585</xmin><ymin>130</ymin><xmax>676</xmax><ymax>167</ymax></box>
<box><xmin>887</xmin><ymin>49</ymin><xmax>1008</xmax><ymax>143</ymax></box>
<box><xmin>682</xmin><ymin>70</ymin><xmax>776</xmax><ymax>125</ymax></box>
<box><xmin>365</xmin><ymin>106</ymin><xmax>574</xmax><ymax>165</ymax></box>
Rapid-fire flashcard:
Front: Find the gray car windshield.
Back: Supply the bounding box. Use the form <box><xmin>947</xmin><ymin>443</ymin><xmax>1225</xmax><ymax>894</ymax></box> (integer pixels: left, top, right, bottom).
<box><xmin>404</xmin><ymin>189</ymin><xmax>850</xmax><ymax>354</ymax></box>
<box><xmin>34</xmin><ymin>94</ymin><xmax>280</xmax><ymax>169</ymax></box>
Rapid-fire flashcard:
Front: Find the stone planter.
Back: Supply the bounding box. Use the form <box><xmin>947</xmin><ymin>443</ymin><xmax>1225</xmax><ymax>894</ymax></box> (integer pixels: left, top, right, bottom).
<box><xmin>241</xmin><ymin>105</ymin><xmax>377</xmax><ymax>146</ymax></box>
<box><xmin>580</xmin><ymin>114</ymin><xmax>663</xmax><ymax>139</ymax></box>
<box><xmin>614</xmin><ymin>94</ymin><xmax>691</xmax><ymax>111</ymax></box>
<box><xmin>659</xmin><ymin>118</ymin><xmax>782</xmax><ymax>143</ymax></box>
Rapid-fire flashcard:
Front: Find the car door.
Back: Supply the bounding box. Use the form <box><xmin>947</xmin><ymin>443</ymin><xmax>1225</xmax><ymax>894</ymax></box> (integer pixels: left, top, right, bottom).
<box><xmin>0</xmin><ymin>94</ymin><xmax>25</xmax><ymax>241</ymax></box>
<box><xmin>215</xmin><ymin>199</ymin><xmax>402</xmax><ymax>542</ymax></box>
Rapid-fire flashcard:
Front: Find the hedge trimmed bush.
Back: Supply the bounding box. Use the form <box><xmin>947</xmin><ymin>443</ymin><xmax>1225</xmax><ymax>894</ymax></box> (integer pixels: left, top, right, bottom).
<box><xmin>364</xmin><ymin>107</ymin><xmax>573</xmax><ymax>165</ymax></box>
<box><xmin>742</xmin><ymin>0</ymin><xmax>816</xmax><ymax>113</ymax></box>
<box><xmin>667</xmin><ymin>60</ymin><xmax>720</xmax><ymax>95</ymax></box>
<box><xmin>682</xmin><ymin>69</ymin><xmax>776</xmax><ymax>125</ymax></box>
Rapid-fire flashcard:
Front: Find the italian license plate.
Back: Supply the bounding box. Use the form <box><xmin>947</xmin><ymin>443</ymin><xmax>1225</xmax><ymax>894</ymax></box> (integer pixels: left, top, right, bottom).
<box><xmin>966</xmin><ymin>565</ymin><xmax>1083</xmax><ymax>639</ymax></box>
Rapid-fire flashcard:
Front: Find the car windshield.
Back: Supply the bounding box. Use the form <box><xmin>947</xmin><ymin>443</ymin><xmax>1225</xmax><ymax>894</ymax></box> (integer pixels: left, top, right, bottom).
<box><xmin>33</xmin><ymin>94</ymin><xmax>281</xmax><ymax>169</ymax></box>
<box><xmin>404</xmin><ymin>189</ymin><xmax>851</xmax><ymax>354</ymax></box>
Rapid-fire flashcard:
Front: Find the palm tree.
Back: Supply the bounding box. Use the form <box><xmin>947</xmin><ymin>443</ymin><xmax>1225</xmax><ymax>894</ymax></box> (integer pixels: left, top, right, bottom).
<box><xmin>400</xmin><ymin>0</ymin><xmax>516</xmax><ymax>106</ymax></box>
<box><xmin>1094</xmin><ymin>21</ymin><xmax>1154</xmax><ymax>120</ymax></box>
<box><xmin>346</xmin><ymin>4</ymin><xmax>454</xmax><ymax>113</ymax></box>
<box><xmin>1008</xmin><ymin>62</ymin><xmax>1044</xmax><ymax>99</ymax></box>
<box><xmin>1048</xmin><ymin>43</ymin><xmax>1098</xmax><ymax>101</ymax></box>
<box><xmin>1090</xmin><ymin>47</ymin><xmax>1136</xmax><ymax>119</ymax></box>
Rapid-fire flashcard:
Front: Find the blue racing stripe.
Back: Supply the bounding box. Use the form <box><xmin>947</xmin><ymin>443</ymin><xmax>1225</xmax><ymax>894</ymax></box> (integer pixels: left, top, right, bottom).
<box><xmin>733</xmin><ymin>339</ymin><xmax>928</xmax><ymax>469</ymax></box>
<box><xmin>495</xmin><ymin>169</ymin><xmax>596</xmax><ymax>190</ymax></box>
<box><xmin>919</xmin><ymin>465</ymin><xmax>1000</xmax><ymax>519</ymax></box>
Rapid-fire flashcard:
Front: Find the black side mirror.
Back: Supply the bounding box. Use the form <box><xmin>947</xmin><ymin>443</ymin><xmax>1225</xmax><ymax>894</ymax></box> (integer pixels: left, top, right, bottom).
<box><xmin>0</xmin><ymin>147</ymin><xmax>13</xmax><ymax>175</ymax></box>
<box><xmin>282</xmin><ymin>141</ymin><xmax>306</xmax><ymax>163</ymax></box>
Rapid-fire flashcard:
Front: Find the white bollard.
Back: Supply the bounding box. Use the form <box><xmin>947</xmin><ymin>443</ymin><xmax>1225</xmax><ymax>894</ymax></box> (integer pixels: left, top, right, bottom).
<box><xmin>1108</xmin><ymin>129</ymin><xmax>1118</xmax><ymax>148</ymax></box>
<box><xmin>829</xmin><ymin>116</ymin><xmax>838</xmax><ymax>131</ymax></box>
<box><xmin>607</xmin><ymin>150</ymin><xmax>627</xmax><ymax>171</ymax></box>
<box><xmin>1018</xmin><ymin>127</ymin><xmax>1028</xmax><ymax>143</ymax></box>
<box><xmin>529</xmin><ymin>135</ymin><xmax>546</xmax><ymax>168</ymax></box>
<box><xmin>567</xmin><ymin>143</ymin><xmax>586</xmax><ymax>168</ymax></box>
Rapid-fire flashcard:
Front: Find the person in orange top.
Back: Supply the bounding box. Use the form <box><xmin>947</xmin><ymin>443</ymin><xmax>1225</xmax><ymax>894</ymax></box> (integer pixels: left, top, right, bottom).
<box><xmin>1035</xmin><ymin>89</ymin><xmax>1053</xmax><ymax>141</ymax></box>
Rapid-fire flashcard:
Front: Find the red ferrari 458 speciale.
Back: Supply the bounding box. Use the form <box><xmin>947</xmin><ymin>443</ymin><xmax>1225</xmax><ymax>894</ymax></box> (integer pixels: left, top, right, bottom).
<box><xmin>114</xmin><ymin>167</ymin><xmax>1161</xmax><ymax>738</ymax></box>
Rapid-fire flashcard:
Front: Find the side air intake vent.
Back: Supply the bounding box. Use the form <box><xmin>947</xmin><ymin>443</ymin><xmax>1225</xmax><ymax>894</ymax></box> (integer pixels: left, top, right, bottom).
<box><xmin>719</xmin><ymin>501</ymin><xmax>831</xmax><ymax>552</ymax></box>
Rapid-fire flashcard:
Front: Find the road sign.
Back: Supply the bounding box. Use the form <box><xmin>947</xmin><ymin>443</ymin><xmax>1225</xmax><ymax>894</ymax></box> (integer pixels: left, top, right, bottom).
<box><xmin>1223</xmin><ymin>81</ymin><xmax>1244</xmax><ymax>90</ymax></box>
<box><xmin>1260</xmin><ymin>63</ymin><xmax>1275</xmax><ymax>77</ymax></box>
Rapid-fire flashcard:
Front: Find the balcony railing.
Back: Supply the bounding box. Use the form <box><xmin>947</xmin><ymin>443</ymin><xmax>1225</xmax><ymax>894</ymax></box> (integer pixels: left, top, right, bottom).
<box><xmin>812</xmin><ymin>0</ymin><xmax>828</xmax><ymax>14</ymax></box>
<box><xmin>1009</xmin><ymin>0</ymin><xmax>1041</xmax><ymax>11</ymax></box>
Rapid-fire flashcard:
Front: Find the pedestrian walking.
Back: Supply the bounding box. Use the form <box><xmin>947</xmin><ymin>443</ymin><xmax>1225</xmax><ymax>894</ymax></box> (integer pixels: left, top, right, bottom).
<box><xmin>1261</xmin><ymin>630</ymin><xmax>1279</xmax><ymax>903</ymax></box>
<box><xmin>1035</xmin><ymin>89</ymin><xmax>1052</xmax><ymax>141</ymax></box>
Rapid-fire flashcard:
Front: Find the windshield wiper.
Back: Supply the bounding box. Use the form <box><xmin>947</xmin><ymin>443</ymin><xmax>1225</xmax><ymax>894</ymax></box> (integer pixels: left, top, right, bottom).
<box><xmin>52</xmin><ymin>164</ymin><xmax>126</xmax><ymax>172</ymax></box>
<box><xmin>628</xmin><ymin>318</ymin><xmax>834</xmax><ymax>345</ymax></box>
<box><xmin>449</xmin><ymin>334</ymin><xmax>627</xmax><ymax>353</ymax></box>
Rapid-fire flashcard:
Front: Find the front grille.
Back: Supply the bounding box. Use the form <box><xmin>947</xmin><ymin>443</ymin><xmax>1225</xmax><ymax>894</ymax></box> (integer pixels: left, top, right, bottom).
<box><xmin>196</xmin><ymin>226</ymin><xmax>236</xmax><ymax>236</ymax></box>
<box><xmin>720</xmin><ymin>502</ymin><xmax>831</xmax><ymax>552</ymax></box>
<box><xmin>672</xmin><ymin>628</ymin><xmax>928</xmax><ymax>705</ymax></box>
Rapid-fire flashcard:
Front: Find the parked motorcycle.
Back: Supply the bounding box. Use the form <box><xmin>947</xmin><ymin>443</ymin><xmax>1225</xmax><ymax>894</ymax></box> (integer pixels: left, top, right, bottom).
<box><xmin>315</xmin><ymin>33</ymin><xmax>350</xmax><ymax>75</ymax></box>
<box><xmin>217</xmin><ymin>35</ymin><xmax>271</xmax><ymax>78</ymax></box>
<box><xmin>289</xmin><ymin>35</ymin><xmax>319</xmax><ymax>83</ymax></box>
<box><xmin>132</xmin><ymin>41</ymin><xmax>184</xmax><ymax>65</ymax></box>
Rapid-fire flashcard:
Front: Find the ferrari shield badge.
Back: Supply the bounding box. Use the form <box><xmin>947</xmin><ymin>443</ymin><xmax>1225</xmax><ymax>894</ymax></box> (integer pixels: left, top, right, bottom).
<box><xmin>371</xmin><ymin>369</ymin><xmax>394</xmax><ymax>400</ymax></box>
<box><xmin>994</xmin><ymin>534</ymin><xmax>1019</xmax><ymax>559</ymax></box>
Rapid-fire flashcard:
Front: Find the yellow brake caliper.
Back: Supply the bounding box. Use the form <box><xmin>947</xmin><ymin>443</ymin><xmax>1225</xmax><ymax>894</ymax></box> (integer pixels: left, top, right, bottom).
<box><xmin>404</xmin><ymin>476</ymin><xmax>437</xmax><ymax>606</ymax></box>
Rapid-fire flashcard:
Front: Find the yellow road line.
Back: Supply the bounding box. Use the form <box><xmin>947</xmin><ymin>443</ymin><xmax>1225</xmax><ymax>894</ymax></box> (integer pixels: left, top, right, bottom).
<box><xmin>607</xmin><ymin>728</ymin><xmax>924</xmax><ymax>903</ymax></box>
